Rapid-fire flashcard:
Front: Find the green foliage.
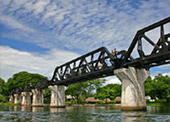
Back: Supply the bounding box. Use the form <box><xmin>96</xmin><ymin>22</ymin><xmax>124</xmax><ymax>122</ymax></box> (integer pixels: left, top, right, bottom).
<box><xmin>145</xmin><ymin>74</ymin><xmax>170</xmax><ymax>102</ymax></box>
<box><xmin>6</xmin><ymin>71</ymin><xmax>47</xmax><ymax>95</ymax></box>
<box><xmin>0</xmin><ymin>94</ymin><xmax>7</xmax><ymax>102</ymax></box>
<box><xmin>0</xmin><ymin>78</ymin><xmax>6</xmax><ymax>94</ymax></box>
<box><xmin>44</xmin><ymin>88</ymin><xmax>51</xmax><ymax>104</ymax></box>
<box><xmin>66</xmin><ymin>79</ymin><xmax>105</xmax><ymax>103</ymax></box>
<box><xmin>0</xmin><ymin>78</ymin><xmax>7</xmax><ymax>102</ymax></box>
<box><xmin>0</xmin><ymin>102</ymin><xmax>20</xmax><ymax>106</ymax></box>
<box><xmin>94</xmin><ymin>84</ymin><xmax>121</xmax><ymax>100</ymax></box>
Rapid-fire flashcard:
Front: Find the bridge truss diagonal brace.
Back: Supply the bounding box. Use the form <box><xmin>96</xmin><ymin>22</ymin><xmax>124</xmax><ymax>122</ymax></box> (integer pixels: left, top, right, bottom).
<box><xmin>114</xmin><ymin>67</ymin><xmax>150</xmax><ymax>111</ymax></box>
<box><xmin>48</xmin><ymin>85</ymin><xmax>65</xmax><ymax>107</ymax></box>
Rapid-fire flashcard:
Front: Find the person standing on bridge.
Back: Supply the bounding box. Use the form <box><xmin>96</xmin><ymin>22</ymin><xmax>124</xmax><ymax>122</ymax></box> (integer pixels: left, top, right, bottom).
<box><xmin>112</xmin><ymin>48</ymin><xmax>117</xmax><ymax>56</ymax></box>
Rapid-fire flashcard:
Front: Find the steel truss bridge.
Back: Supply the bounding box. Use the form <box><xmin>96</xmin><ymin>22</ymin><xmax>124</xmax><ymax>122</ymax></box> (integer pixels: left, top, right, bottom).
<box><xmin>49</xmin><ymin>17</ymin><xmax>170</xmax><ymax>86</ymax></box>
<box><xmin>13</xmin><ymin>17</ymin><xmax>170</xmax><ymax>94</ymax></box>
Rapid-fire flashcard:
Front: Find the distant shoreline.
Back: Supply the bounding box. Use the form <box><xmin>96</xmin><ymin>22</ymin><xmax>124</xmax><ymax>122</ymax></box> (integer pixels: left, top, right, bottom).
<box><xmin>66</xmin><ymin>104</ymin><xmax>121</xmax><ymax>108</ymax></box>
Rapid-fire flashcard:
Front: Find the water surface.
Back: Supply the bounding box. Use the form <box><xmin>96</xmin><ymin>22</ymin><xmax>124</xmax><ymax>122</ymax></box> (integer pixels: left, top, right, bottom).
<box><xmin>0</xmin><ymin>105</ymin><xmax>170</xmax><ymax>122</ymax></box>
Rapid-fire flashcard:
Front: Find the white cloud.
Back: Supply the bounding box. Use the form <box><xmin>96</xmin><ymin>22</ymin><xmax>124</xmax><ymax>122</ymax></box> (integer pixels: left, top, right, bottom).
<box><xmin>163</xmin><ymin>73</ymin><xmax>170</xmax><ymax>77</ymax></box>
<box><xmin>104</xmin><ymin>76</ymin><xmax>121</xmax><ymax>85</ymax></box>
<box><xmin>32</xmin><ymin>1</ymin><xmax>51</xmax><ymax>15</ymax></box>
<box><xmin>0</xmin><ymin>0</ymin><xmax>170</xmax><ymax>82</ymax></box>
<box><xmin>0</xmin><ymin>15</ymin><xmax>35</xmax><ymax>33</ymax></box>
<box><xmin>0</xmin><ymin>0</ymin><xmax>169</xmax><ymax>53</ymax></box>
<box><xmin>1</xmin><ymin>0</ymin><xmax>11</xmax><ymax>6</ymax></box>
<box><xmin>0</xmin><ymin>46</ymin><xmax>80</xmax><ymax>82</ymax></box>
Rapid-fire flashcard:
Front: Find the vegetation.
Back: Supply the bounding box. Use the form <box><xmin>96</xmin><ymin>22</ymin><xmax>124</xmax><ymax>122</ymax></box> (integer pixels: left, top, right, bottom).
<box><xmin>0</xmin><ymin>71</ymin><xmax>48</xmax><ymax>102</ymax></box>
<box><xmin>0</xmin><ymin>71</ymin><xmax>169</xmax><ymax>105</ymax></box>
<box><xmin>94</xmin><ymin>84</ymin><xmax>121</xmax><ymax>100</ymax></box>
<box><xmin>0</xmin><ymin>78</ymin><xmax>7</xmax><ymax>102</ymax></box>
<box><xmin>44</xmin><ymin>88</ymin><xmax>51</xmax><ymax>104</ymax></box>
<box><xmin>6</xmin><ymin>71</ymin><xmax>47</xmax><ymax>94</ymax></box>
<box><xmin>0</xmin><ymin>102</ymin><xmax>20</xmax><ymax>106</ymax></box>
<box><xmin>145</xmin><ymin>74</ymin><xmax>170</xmax><ymax>103</ymax></box>
<box><xmin>65</xmin><ymin>79</ymin><xmax>106</xmax><ymax>104</ymax></box>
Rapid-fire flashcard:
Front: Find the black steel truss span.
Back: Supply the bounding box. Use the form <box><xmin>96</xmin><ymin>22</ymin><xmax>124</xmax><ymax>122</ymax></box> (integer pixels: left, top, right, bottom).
<box><xmin>12</xmin><ymin>17</ymin><xmax>170</xmax><ymax>93</ymax></box>
<box><xmin>49</xmin><ymin>17</ymin><xmax>170</xmax><ymax>86</ymax></box>
<box><xmin>49</xmin><ymin>47</ymin><xmax>125</xmax><ymax>85</ymax></box>
<box><xmin>123</xmin><ymin>17</ymin><xmax>170</xmax><ymax>68</ymax></box>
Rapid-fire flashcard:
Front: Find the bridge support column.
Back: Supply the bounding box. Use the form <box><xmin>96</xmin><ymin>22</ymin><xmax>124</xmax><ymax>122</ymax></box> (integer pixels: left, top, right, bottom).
<box><xmin>32</xmin><ymin>89</ymin><xmax>44</xmax><ymax>107</ymax></box>
<box><xmin>115</xmin><ymin>67</ymin><xmax>149</xmax><ymax>111</ymax></box>
<box><xmin>21</xmin><ymin>92</ymin><xmax>32</xmax><ymax>106</ymax></box>
<box><xmin>14</xmin><ymin>94</ymin><xmax>21</xmax><ymax>104</ymax></box>
<box><xmin>48</xmin><ymin>85</ymin><xmax>65</xmax><ymax>107</ymax></box>
<box><xmin>9</xmin><ymin>95</ymin><xmax>14</xmax><ymax>102</ymax></box>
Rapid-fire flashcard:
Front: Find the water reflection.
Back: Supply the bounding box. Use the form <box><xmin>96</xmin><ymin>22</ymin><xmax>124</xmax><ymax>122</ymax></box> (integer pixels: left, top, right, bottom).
<box><xmin>0</xmin><ymin>105</ymin><xmax>169</xmax><ymax>122</ymax></box>
<box><xmin>21</xmin><ymin>106</ymin><xmax>31</xmax><ymax>112</ymax></box>
<box><xmin>123</xmin><ymin>111</ymin><xmax>146</xmax><ymax>122</ymax></box>
<box><xmin>32</xmin><ymin>107</ymin><xmax>44</xmax><ymax>112</ymax></box>
<box><xmin>50</xmin><ymin>107</ymin><xmax>65</xmax><ymax>113</ymax></box>
<box><xmin>147</xmin><ymin>104</ymin><xmax>170</xmax><ymax>114</ymax></box>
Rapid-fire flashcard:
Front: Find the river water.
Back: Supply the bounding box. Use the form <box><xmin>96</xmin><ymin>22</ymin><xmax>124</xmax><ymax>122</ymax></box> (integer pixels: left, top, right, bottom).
<box><xmin>0</xmin><ymin>105</ymin><xmax>170</xmax><ymax>122</ymax></box>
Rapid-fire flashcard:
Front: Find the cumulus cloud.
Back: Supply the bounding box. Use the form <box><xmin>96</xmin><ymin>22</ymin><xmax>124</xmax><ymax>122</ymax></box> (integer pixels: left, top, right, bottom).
<box><xmin>0</xmin><ymin>46</ymin><xmax>80</xmax><ymax>81</ymax></box>
<box><xmin>104</xmin><ymin>76</ymin><xmax>121</xmax><ymax>85</ymax></box>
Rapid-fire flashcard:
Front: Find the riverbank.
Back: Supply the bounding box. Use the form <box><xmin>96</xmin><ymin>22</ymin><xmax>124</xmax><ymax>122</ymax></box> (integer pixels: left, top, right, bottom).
<box><xmin>0</xmin><ymin>102</ymin><xmax>20</xmax><ymax>106</ymax></box>
<box><xmin>0</xmin><ymin>101</ymin><xmax>168</xmax><ymax>107</ymax></box>
<box><xmin>66</xmin><ymin>103</ymin><xmax>121</xmax><ymax>108</ymax></box>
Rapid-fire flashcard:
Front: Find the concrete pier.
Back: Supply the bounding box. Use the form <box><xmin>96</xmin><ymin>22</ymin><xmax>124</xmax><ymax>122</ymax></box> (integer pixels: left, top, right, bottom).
<box><xmin>9</xmin><ymin>95</ymin><xmax>14</xmax><ymax>102</ymax></box>
<box><xmin>14</xmin><ymin>94</ymin><xmax>21</xmax><ymax>104</ymax></box>
<box><xmin>32</xmin><ymin>89</ymin><xmax>44</xmax><ymax>107</ymax></box>
<box><xmin>48</xmin><ymin>85</ymin><xmax>65</xmax><ymax>107</ymax></box>
<box><xmin>115</xmin><ymin>67</ymin><xmax>150</xmax><ymax>111</ymax></box>
<box><xmin>21</xmin><ymin>92</ymin><xmax>32</xmax><ymax>106</ymax></box>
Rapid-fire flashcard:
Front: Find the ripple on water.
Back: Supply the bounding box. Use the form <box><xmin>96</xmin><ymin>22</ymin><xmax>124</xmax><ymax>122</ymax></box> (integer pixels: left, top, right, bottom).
<box><xmin>0</xmin><ymin>106</ymin><xmax>170</xmax><ymax>122</ymax></box>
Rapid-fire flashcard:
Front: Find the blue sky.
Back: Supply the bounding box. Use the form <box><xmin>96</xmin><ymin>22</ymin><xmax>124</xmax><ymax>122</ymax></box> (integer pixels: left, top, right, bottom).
<box><xmin>0</xmin><ymin>0</ymin><xmax>170</xmax><ymax>83</ymax></box>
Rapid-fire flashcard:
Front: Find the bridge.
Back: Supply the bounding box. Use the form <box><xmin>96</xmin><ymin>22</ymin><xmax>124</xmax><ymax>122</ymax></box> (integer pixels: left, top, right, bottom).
<box><xmin>10</xmin><ymin>17</ymin><xmax>170</xmax><ymax>110</ymax></box>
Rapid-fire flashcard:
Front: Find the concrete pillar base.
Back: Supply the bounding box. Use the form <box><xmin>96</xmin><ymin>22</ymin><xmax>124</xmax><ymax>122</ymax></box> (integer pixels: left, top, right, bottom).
<box><xmin>32</xmin><ymin>89</ymin><xmax>44</xmax><ymax>106</ymax></box>
<box><xmin>9</xmin><ymin>95</ymin><xmax>14</xmax><ymax>103</ymax></box>
<box><xmin>50</xmin><ymin>105</ymin><xmax>65</xmax><ymax>108</ymax></box>
<box><xmin>14</xmin><ymin>94</ymin><xmax>21</xmax><ymax>104</ymax></box>
<box><xmin>121</xmin><ymin>106</ymin><xmax>146</xmax><ymax>111</ymax></box>
<box><xmin>21</xmin><ymin>92</ymin><xmax>32</xmax><ymax>106</ymax></box>
<box><xmin>48</xmin><ymin>85</ymin><xmax>65</xmax><ymax>107</ymax></box>
<box><xmin>31</xmin><ymin>104</ymin><xmax>44</xmax><ymax>107</ymax></box>
<box><xmin>115</xmin><ymin>67</ymin><xmax>150</xmax><ymax>111</ymax></box>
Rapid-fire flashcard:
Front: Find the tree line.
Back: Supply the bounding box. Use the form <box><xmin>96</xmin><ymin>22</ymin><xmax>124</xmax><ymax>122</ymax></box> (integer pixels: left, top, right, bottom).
<box><xmin>0</xmin><ymin>71</ymin><xmax>170</xmax><ymax>103</ymax></box>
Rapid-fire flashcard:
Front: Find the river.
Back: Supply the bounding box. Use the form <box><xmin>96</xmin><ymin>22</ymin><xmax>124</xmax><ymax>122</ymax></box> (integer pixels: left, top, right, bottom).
<box><xmin>0</xmin><ymin>105</ymin><xmax>170</xmax><ymax>122</ymax></box>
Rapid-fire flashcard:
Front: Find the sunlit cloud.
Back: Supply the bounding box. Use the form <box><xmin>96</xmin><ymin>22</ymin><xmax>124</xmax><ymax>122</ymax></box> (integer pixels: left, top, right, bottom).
<box><xmin>0</xmin><ymin>46</ymin><xmax>80</xmax><ymax>81</ymax></box>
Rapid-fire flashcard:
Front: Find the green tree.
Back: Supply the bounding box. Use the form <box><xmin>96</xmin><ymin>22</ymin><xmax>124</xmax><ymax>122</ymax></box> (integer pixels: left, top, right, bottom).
<box><xmin>0</xmin><ymin>78</ymin><xmax>7</xmax><ymax>102</ymax></box>
<box><xmin>145</xmin><ymin>74</ymin><xmax>170</xmax><ymax>102</ymax></box>
<box><xmin>6</xmin><ymin>71</ymin><xmax>47</xmax><ymax>95</ymax></box>
<box><xmin>65</xmin><ymin>79</ymin><xmax>105</xmax><ymax>104</ymax></box>
<box><xmin>94</xmin><ymin>84</ymin><xmax>121</xmax><ymax>101</ymax></box>
<box><xmin>44</xmin><ymin>88</ymin><xmax>51</xmax><ymax>104</ymax></box>
<box><xmin>0</xmin><ymin>78</ymin><xmax>6</xmax><ymax>94</ymax></box>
